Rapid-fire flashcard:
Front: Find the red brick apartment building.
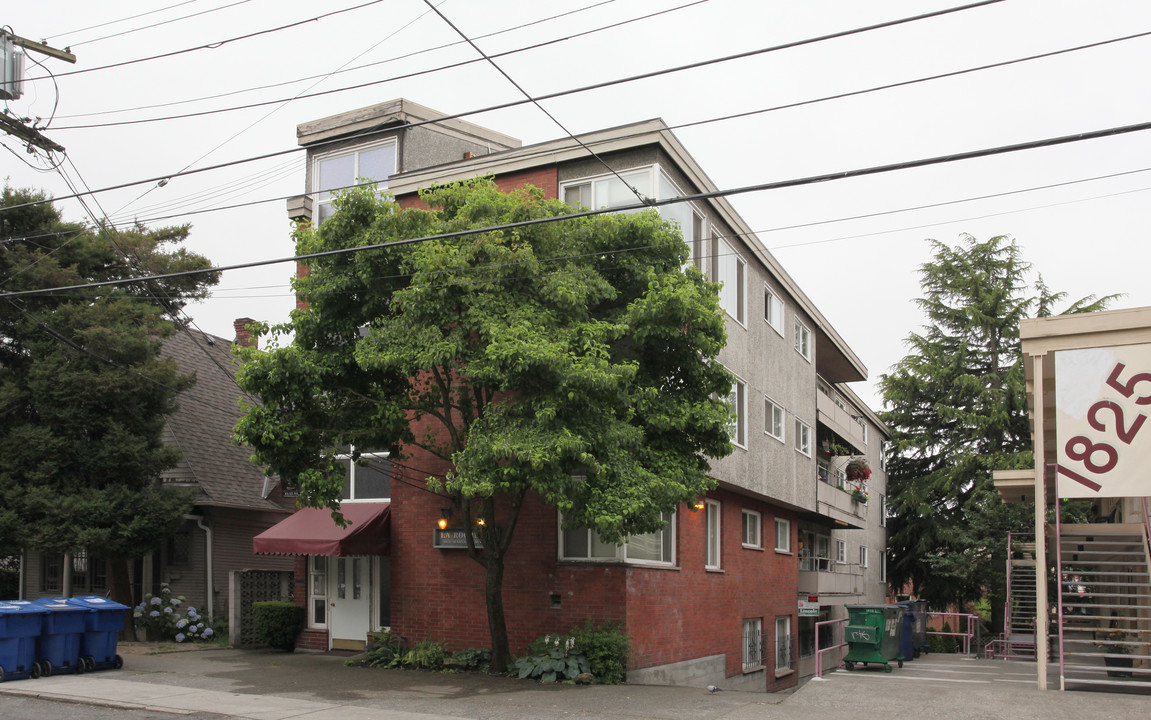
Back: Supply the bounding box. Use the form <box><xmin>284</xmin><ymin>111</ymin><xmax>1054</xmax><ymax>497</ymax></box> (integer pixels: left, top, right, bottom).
<box><xmin>254</xmin><ymin>99</ymin><xmax>890</xmax><ymax>692</ymax></box>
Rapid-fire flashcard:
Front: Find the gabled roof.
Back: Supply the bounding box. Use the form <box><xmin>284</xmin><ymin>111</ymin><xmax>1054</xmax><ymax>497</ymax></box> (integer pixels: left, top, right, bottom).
<box><xmin>159</xmin><ymin>327</ymin><xmax>287</xmax><ymax>513</ymax></box>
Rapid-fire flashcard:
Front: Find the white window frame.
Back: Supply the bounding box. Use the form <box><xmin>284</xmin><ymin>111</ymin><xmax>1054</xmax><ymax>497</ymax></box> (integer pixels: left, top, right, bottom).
<box><xmin>775</xmin><ymin>616</ymin><xmax>792</xmax><ymax>671</ymax></box>
<box><xmin>729</xmin><ymin>379</ymin><xmax>747</xmax><ymax>448</ymax></box>
<box><xmin>835</xmin><ymin>538</ymin><xmax>847</xmax><ymax>564</ymax></box>
<box><xmin>311</xmin><ymin>138</ymin><xmax>397</xmax><ymax>223</ymax></box>
<box><xmin>793</xmin><ymin>317</ymin><xmax>811</xmax><ymax>362</ymax></box>
<box><xmin>880</xmin><ymin>494</ymin><xmax>888</xmax><ymax>527</ymax></box>
<box><xmin>774</xmin><ymin>517</ymin><xmax>790</xmax><ymax>553</ymax></box>
<box><xmin>860</xmin><ymin>545</ymin><xmax>870</xmax><ymax>569</ymax></box>
<box><xmin>705</xmin><ymin>500</ymin><xmax>722</xmax><ymax>570</ymax></box>
<box><xmin>308</xmin><ymin>555</ymin><xmax>329</xmax><ymax>629</ymax></box>
<box><xmin>712</xmin><ymin>235</ymin><xmax>746</xmax><ymax>325</ymax></box>
<box><xmin>763</xmin><ymin>285</ymin><xmax>784</xmax><ymax>336</ymax></box>
<box><xmin>794</xmin><ymin>418</ymin><xmax>812</xmax><ymax>457</ymax></box>
<box><xmin>741</xmin><ymin>509</ymin><xmax>762</xmax><ymax>549</ymax></box>
<box><xmin>558</xmin><ymin>511</ymin><xmax>676</xmax><ymax>566</ymax></box>
<box><xmin>742</xmin><ymin>618</ymin><xmax>764</xmax><ymax>671</ymax></box>
<box><xmin>881</xmin><ymin>553</ymin><xmax>887</xmax><ymax>582</ymax></box>
<box><xmin>764</xmin><ymin>397</ymin><xmax>785</xmax><ymax>442</ymax></box>
<box><xmin>336</xmin><ymin>446</ymin><xmax>391</xmax><ymax>502</ymax></box>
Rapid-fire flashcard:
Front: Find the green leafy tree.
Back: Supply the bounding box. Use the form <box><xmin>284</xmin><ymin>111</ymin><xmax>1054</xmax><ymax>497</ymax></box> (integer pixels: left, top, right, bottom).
<box><xmin>235</xmin><ymin>178</ymin><xmax>733</xmax><ymax>672</ymax></box>
<box><xmin>0</xmin><ymin>186</ymin><xmax>217</xmax><ymax>620</ymax></box>
<box><xmin>880</xmin><ymin>234</ymin><xmax>1116</xmax><ymax>630</ymax></box>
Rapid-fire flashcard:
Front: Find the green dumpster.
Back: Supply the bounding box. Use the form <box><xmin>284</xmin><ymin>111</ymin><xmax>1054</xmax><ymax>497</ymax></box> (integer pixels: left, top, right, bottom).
<box><xmin>843</xmin><ymin>604</ymin><xmax>905</xmax><ymax>673</ymax></box>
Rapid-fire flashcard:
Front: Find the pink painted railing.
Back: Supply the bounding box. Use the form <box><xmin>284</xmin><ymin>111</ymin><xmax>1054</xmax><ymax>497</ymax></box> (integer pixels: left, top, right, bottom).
<box><xmin>925</xmin><ymin>612</ymin><xmax>979</xmax><ymax>655</ymax></box>
<box><xmin>814</xmin><ymin>617</ymin><xmax>847</xmax><ymax>678</ymax></box>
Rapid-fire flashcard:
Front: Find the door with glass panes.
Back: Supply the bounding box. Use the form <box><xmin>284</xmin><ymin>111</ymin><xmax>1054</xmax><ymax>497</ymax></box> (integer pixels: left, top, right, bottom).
<box><xmin>328</xmin><ymin>555</ymin><xmax>372</xmax><ymax>650</ymax></box>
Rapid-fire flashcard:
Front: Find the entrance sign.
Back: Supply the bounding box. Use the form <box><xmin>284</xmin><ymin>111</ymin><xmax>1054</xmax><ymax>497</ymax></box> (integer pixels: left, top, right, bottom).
<box><xmin>1055</xmin><ymin>344</ymin><xmax>1151</xmax><ymax>498</ymax></box>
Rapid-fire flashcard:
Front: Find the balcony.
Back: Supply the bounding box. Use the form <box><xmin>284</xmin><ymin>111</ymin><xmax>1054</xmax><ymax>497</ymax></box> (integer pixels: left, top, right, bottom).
<box><xmin>815</xmin><ymin>468</ymin><xmax>866</xmax><ymax>529</ymax></box>
<box><xmin>816</xmin><ymin>383</ymin><xmax>866</xmax><ymax>455</ymax></box>
<box><xmin>798</xmin><ymin>562</ymin><xmax>864</xmax><ymax>596</ymax></box>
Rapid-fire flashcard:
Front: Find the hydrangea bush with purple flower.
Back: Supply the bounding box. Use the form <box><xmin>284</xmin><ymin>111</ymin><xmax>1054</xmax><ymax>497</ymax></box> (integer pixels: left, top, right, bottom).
<box><xmin>133</xmin><ymin>583</ymin><xmax>219</xmax><ymax>642</ymax></box>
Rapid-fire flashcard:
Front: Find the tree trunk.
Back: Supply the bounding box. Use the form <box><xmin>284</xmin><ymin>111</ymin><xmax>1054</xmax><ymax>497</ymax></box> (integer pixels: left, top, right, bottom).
<box><xmin>484</xmin><ymin>550</ymin><xmax>510</xmax><ymax>673</ymax></box>
<box><xmin>107</xmin><ymin>557</ymin><xmax>138</xmax><ymax>641</ymax></box>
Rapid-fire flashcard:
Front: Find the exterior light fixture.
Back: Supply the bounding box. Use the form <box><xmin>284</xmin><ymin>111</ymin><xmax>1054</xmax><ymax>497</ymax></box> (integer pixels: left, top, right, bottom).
<box><xmin>437</xmin><ymin>508</ymin><xmax>453</xmax><ymax>530</ymax></box>
<box><xmin>693</xmin><ymin>497</ymin><xmax>706</xmax><ymax>510</ymax></box>
<box><xmin>476</xmin><ymin>517</ymin><xmax>486</xmax><ymax>526</ymax></box>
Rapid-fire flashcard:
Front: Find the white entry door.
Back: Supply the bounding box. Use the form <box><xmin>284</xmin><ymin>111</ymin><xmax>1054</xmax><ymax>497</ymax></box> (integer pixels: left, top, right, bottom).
<box><xmin>328</xmin><ymin>555</ymin><xmax>372</xmax><ymax>650</ymax></box>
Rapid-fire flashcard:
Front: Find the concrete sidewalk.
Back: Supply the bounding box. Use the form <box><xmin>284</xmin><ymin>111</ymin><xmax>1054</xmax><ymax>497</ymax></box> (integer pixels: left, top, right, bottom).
<box><xmin>1</xmin><ymin>647</ymin><xmax>1149</xmax><ymax>720</ymax></box>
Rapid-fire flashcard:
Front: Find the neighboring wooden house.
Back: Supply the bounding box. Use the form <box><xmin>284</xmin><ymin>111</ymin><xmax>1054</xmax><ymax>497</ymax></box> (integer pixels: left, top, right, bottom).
<box><xmin>20</xmin><ymin>320</ymin><xmax>296</xmax><ymax>624</ymax></box>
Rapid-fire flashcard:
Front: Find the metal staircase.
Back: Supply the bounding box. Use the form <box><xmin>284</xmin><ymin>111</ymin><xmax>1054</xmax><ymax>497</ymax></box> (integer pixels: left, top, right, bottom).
<box><xmin>985</xmin><ymin>533</ymin><xmax>1038</xmax><ymax>660</ymax></box>
<box><xmin>1058</xmin><ymin>523</ymin><xmax>1151</xmax><ymax>690</ymax></box>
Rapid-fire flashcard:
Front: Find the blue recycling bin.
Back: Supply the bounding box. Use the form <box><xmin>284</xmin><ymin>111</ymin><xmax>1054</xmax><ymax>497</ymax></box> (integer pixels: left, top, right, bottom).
<box><xmin>0</xmin><ymin>601</ymin><xmax>47</xmax><ymax>681</ymax></box>
<box><xmin>65</xmin><ymin>595</ymin><xmax>128</xmax><ymax>671</ymax></box>
<box><xmin>896</xmin><ymin>600</ymin><xmax>917</xmax><ymax>663</ymax></box>
<box><xmin>32</xmin><ymin>598</ymin><xmax>90</xmax><ymax>676</ymax></box>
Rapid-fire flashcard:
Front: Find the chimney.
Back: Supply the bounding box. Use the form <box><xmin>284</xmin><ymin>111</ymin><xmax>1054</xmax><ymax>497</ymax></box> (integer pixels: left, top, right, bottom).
<box><xmin>233</xmin><ymin>317</ymin><xmax>257</xmax><ymax>349</ymax></box>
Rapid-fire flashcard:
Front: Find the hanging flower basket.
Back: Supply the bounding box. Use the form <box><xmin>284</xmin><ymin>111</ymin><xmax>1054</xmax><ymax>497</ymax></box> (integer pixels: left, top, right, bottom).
<box><xmin>844</xmin><ymin>458</ymin><xmax>871</xmax><ymax>482</ymax></box>
<box><xmin>852</xmin><ymin>488</ymin><xmax>868</xmax><ymax>504</ymax></box>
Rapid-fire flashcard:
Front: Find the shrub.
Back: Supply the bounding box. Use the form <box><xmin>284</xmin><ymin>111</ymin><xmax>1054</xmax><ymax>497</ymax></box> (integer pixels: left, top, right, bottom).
<box><xmin>134</xmin><ymin>583</ymin><xmax>218</xmax><ymax>643</ymax></box>
<box><xmin>252</xmin><ymin>601</ymin><xmax>305</xmax><ymax>651</ymax></box>
<box><xmin>399</xmin><ymin>639</ymin><xmax>447</xmax><ymax>670</ymax></box>
<box><xmin>570</xmin><ymin>621</ymin><xmax>630</xmax><ymax>684</ymax></box>
<box><xmin>360</xmin><ymin>630</ymin><xmax>404</xmax><ymax>668</ymax></box>
<box><xmin>513</xmin><ymin>633</ymin><xmax>590</xmax><ymax>683</ymax></box>
<box><xmin>449</xmin><ymin>647</ymin><xmax>491</xmax><ymax>672</ymax></box>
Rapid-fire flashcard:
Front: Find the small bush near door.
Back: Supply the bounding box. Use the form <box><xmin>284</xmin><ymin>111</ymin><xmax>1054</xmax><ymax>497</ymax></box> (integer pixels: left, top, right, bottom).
<box><xmin>252</xmin><ymin>601</ymin><xmax>305</xmax><ymax>651</ymax></box>
<box><xmin>570</xmin><ymin>621</ymin><xmax>630</xmax><ymax>684</ymax></box>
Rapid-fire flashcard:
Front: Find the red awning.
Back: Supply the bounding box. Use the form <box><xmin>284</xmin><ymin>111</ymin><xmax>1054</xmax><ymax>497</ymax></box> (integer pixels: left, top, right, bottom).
<box><xmin>253</xmin><ymin>503</ymin><xmax>390</xmax><ymax>556</ymax></box>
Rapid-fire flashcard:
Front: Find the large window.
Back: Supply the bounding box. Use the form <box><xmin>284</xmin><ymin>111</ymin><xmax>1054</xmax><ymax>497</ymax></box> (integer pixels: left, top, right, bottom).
<box><xmin>729</xmin><ymin>380</ymin><xmax>747</xmax><ymax>448</ymax></box>
<box><xmin>313</xmin><ymin>140</ymin><xmax>396</xmax><ymax>223</ymax></box>
<box><xmin>764</xmin><ymin>286</ymin><xmax>784</xmax><ymax>335</ymax></box>
<box><xmin>337</xmin><ymin>446</ymin><xmax>391</xmax><ymax>501</ymax></box>
<box><xmin>775</xmin><ymin>616</ymin><xmax>792</xmax><ymax>671</ymax></box>
<box><xmin>774</xmin><ymin>518</ymin><xmax>791</xmax><ymax>552</ymax></box>
<box><xmin>742</xmin><ymin>618</ymin><xmax>764</xmax><ymax>671</ymax></box>
<box><xmin>794</xmin><ymin>418</ymin><xmax>812</xmax><ymax>456</ymax></box>
<box><xmin>705</xmin><ymin>500</ymin><xmax>721</xmax><ymax>570</ymax></box>
<box><xmin>799</xmin><ymin>530</ymin><xmax>830</xmax><ymax>572</ymax></box>
<box><xmin>713</xmin><ymin>235</ymin><xmax>746</xmax><ymax>324</ymax></box>
<box><xmin>764</xmin><ymin>398</ymin><xmax>785</xmax><ymax>442</ymax></box>
<box><xmin>560</xmin><ymin>511</ymin><xmax>675</xmax><ymax>565</ymax></box>
<box><xmin>41</xmin><ymin>551</ymin><xmax>106</xmax><ymax>594</ymax></box>
<box><xmin>741</xmin><ymin>509</ymin><xmax>761</xmax><ymax>548</ymax></box>
<box><xmin>794</xmin><ymin>318</ymin><xmax>811</xmax><ymax>361</ymax></box>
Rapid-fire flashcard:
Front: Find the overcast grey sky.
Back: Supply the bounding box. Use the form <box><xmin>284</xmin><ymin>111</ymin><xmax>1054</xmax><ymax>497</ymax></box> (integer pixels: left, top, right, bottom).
<box><xmin>4</xmin><ymin>0</ymin><xmax>1151</xmax><ymax>411</ymax></box>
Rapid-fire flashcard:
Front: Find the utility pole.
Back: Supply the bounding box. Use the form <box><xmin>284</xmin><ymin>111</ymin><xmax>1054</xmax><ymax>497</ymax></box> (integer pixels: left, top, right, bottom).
<box><xmin>0</xmin><ymin>27</ymin><xmax>75</xmax><ymax>153</ymax></box>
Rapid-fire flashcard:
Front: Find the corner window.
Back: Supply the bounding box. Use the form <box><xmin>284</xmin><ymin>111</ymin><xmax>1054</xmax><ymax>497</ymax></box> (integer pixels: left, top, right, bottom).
<box><xmin>741</xmin><ymin>509</ymin><xmax>761</xmax><ymax>548</ymax></box>
<box><xmin>764</xmin><ymin>398</ymin><xmax>785</xmax><ymax>442</ymax></box>
<box><xmin>794</xmin><ymin>418</ymin><xmax>812</xmax><ymax>457</ymax></box>
<box><xmin>560</xmin><ymin>511</ymin><xmax>675</xmax><ymax>565</ymax></box>
<box><xmin>742</xmin><ymin>618</ymin><xmax>764</xmax><ymax>671</ymax></box>
<box><xmin>775</xmin><ymin>616</ymin><xmax>792</xmax><ymax>671</ymax></box>
<box><xmin>729</xmin><ymin>380</ymin><xmax>747</xmax><ymax>448</ymax></box>
<box><xmin>764</xmin><ymin>286</ymin><xmax>783</xmax><ymax>335</ymax></box>
<box><xmin>705</xmin><ymin>500</ymin><xmax>721</xmax><ymax>570</ymax></box>
<box><xmin>774</xmin><ymin>518</ymin><xmax>790</xmax><ymax>552</ymax></box>
<box><xmin>713</xmin><ymin>236</ymin><xmax>745</xmax><ymax>324</ymax></box>
<box><xmin>312</xmin><ymin>140</ymin><xmax>397</xmax><ymax>223</ymax></box>
<box><xmin>860</xmin><ymin>545</ymin><xmax>870</xmax><ymax>569</ymax></box>
<box><xmin>793</xmin><ymin>318</ymin><xmax>811</xmax><ymax>361</ymax></box>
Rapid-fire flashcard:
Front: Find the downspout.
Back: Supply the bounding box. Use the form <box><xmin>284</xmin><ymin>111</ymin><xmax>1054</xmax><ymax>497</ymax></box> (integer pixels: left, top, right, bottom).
<box><xmin>187</xmin><ymin>514</ymin><xmax>213</xmax><ymax>618</ymax></box>
<box><xmin>18</xmin><ymin>549</ymin><xmax>25</xmax><ymax>600</ymax></box>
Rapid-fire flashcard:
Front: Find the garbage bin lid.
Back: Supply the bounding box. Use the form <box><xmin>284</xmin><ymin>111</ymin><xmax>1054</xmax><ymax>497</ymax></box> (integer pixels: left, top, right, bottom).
<box><xmin>66</xmin><ymin>595</ymin><xmax>131</xmax><ymax>611</ymax></box>
<box><xmin>0</xmin><ymin>601</ymin><xmax>46</xmax><ymax>614</ymax></box>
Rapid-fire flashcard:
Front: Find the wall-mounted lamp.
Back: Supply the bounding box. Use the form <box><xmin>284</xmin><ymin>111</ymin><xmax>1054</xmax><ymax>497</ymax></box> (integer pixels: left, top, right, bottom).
<box><xmin>437</xmin><ymin>508</ymin><xmax>453</xmax><ymax>530</ymax></box>
<box><xmin>476</xmin><ymin>517</ymin><xmax>486</xmax><ymax>526</ymax></box>
<box><xmin>693</xmin><ymin>497</ymin><xmax>706</xmax><ymax>510</ymax></box>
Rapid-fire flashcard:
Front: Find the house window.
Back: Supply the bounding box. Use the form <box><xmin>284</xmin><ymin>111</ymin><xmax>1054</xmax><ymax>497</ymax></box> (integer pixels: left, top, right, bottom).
<box><xmin>800</xmin><ymin>530</ymin><xmax>830</xmax><ymax>572</ymax></box>
<box><xmin>858</xmin><ymin>420</ymin><xmax>869</xmax><ymax>445</ymax></box>
<box><xmin>742</xmin><ymin>618</ymin><xmax>764</xmax><ymax>670</ymax></box>
<box><xmin>705</xmin><ymin>500</ymin><xmax>721</xmax><ymax>570</ymax></box>
<box><xmin>167</xmin><ymin>531</ymin><xmax>192</xmax><ymax>566</ymax></box>
<box><xmin>794</xmin><ymin>418</ymin><xmax>812</xmax><ymax>457</ymax></box>
<box><xmin>881</xmin><ymin>553</ymin><xmax>887</xmax><ymax>582</ymax></box>
<box><xmin>729</xmin><ymin>380</ymin><xmax>747</xmax><ymax>448</ymax></box>
<box><xmin>835</xmin><ymin>538</ymin><xmax>846</xmax><ymax>564</ymax></box>
<box><xmin>774</xmin><ymin>518</ymin><xmax>790</xmax><ymax>552</ymax></box>
<box><xmin>713</xmin><ymin>236</ymin><xmax>745</xmax><ymax>324</ymax></box>
<box><xmin>309</xmin><ymin>556</ymin><xmax>328</xmax><ymax>628</ymax></box>
<box><xmin>794</xmin><ymin>318</ymin><xmax>811</xmax><ymax>361</ymax></box>
<box><xmin>313</xmin><ymin>140</ymin><xmax>397</xmax><ymax>223</ymax></box>
<box><xmin>764</xmin><ymin>398</ymin><xmax>785</xmax><ymax>442</ymax></box>
<box><xmin>41</xmin><ymin>554</ymin><xmax>62</xmax><ymax>593</ymax></box>
<box><xmin>338</xmin><ymin>446</ymin><xmax>391</xmax><ymax>501</ymax></box>
<box><xmin>764</xmin><ymin>286</ymin><xmax>783</xmax><ymax>335</ymax></box>
<box><xmin>880</xmin><ymin>494</ymin><xmax>888</xmax><ymax>527</ymax></box>
<box><xmin>562</xmin><ymin>168</ymin><xmax>652</xmax><ymax>212</ymax></box>
<box><xmin>775</xmin><ymin>616</ymin><xmax>792</xmax><ymax>671</ymax></box>
<box><xmin>860</xmin><ymin>545</ymin><xmax>870</xmax><ymax>569</ymax></box>
<box><xmin>741</xmin><ymin>509</ymin><xmax>761</xmax><ymax>548</ymax></box>
<box><xmin>42</xmin><ymin>551</ymin><xmax>108</xmax><ymax>594</ymax></box>
<box><xmin>560</xmin><ymin>511</ymin><xmax>675</xmax><ymax>565</ymax></box>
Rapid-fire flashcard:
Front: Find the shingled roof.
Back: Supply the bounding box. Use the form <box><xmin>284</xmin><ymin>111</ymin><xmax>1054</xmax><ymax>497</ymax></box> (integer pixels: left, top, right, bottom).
<box><xmin>158</xmin><ymin>325</ymin><xmax>288</xmax><ymax>513</ymax></box>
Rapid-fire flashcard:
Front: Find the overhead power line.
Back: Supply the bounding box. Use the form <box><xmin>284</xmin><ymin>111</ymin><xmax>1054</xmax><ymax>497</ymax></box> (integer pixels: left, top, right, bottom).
<box><xmin>4</xmin><ymin>116</ymin><xmax>1151</xmax><ymax>300</ymax></box>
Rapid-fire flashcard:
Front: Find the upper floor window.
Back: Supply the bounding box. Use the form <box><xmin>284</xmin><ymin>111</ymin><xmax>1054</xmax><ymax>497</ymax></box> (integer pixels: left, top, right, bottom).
<box><xmin>835</xmin><ymin>538</ymin><xmax>847</xmax><ymax>564</ymax></box>
<box><xmin>560</xmin><ymin>511</ymin><xmax>675</xmax><ymax>565</ymax></box>
<box><xmin>705</xmin><ymin>500</ymin><xmax>722</xmax><ymax>570</ymax></box>
<box><xmin>337</xmin><ymin>446</ymin><xmax>391</xmax><ymax>501</ymax></box>
<box><xmin>794</xmin><ymin>418</ymin><xmax>812</xmax><ymax>457</ymax></box>
<box><xmin>729</xmin><ymin>380</ymin><xmax>747</xmax><ymax>448</ymax></box>
<box><xmin>764</xmin><ymin>286</ymin><xmax>784</xmax><ymax>335</ymax></box>
<box><xmin>799</xmin><ymin>530</ymin><xmax>830</xmax><ymax>572</ymax></box>
<box><xmin>764</xmin><ymin>398</ymin><xmax>785</xmax><ymax>442</ymax></box>
<box><xmin>859</xmin><ymin>545</ymin><xmax>870</xmax><ymax>569</ymax></box>
<box><xmin>741</xmin><ymin>509</ymin><xmax>762</xmax><ymax>548</ymax></box>
<box><xmin>774</xmin><ymin>517</ymin><xmax>790</xmax><ymax>553</ymax></box>
<box><xmin>794</xmin><ymin>318</ymin><xmax>811</xmax><ymax>361</ymax></box>
<box><xmin>713</xmin><ymin>235</ymin><xmax>745</xmax><ymax>324</ymax></box>
<box><xmin>313</xmin><ymin>140</ymin><xmax>397</xmax><ymax>223</ymax></box>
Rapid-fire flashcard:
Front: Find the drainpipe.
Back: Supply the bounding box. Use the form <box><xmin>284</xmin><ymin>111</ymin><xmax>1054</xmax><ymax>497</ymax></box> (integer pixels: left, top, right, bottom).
<box><xmin>18</xmin><ymin>549</ymin><xmax>25</xmax><ymax>600</ymax></box>
<box><xmin>187</xmin><ymin>514</ymin><xmax>214</xmax><ymax>618</ymax></box>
